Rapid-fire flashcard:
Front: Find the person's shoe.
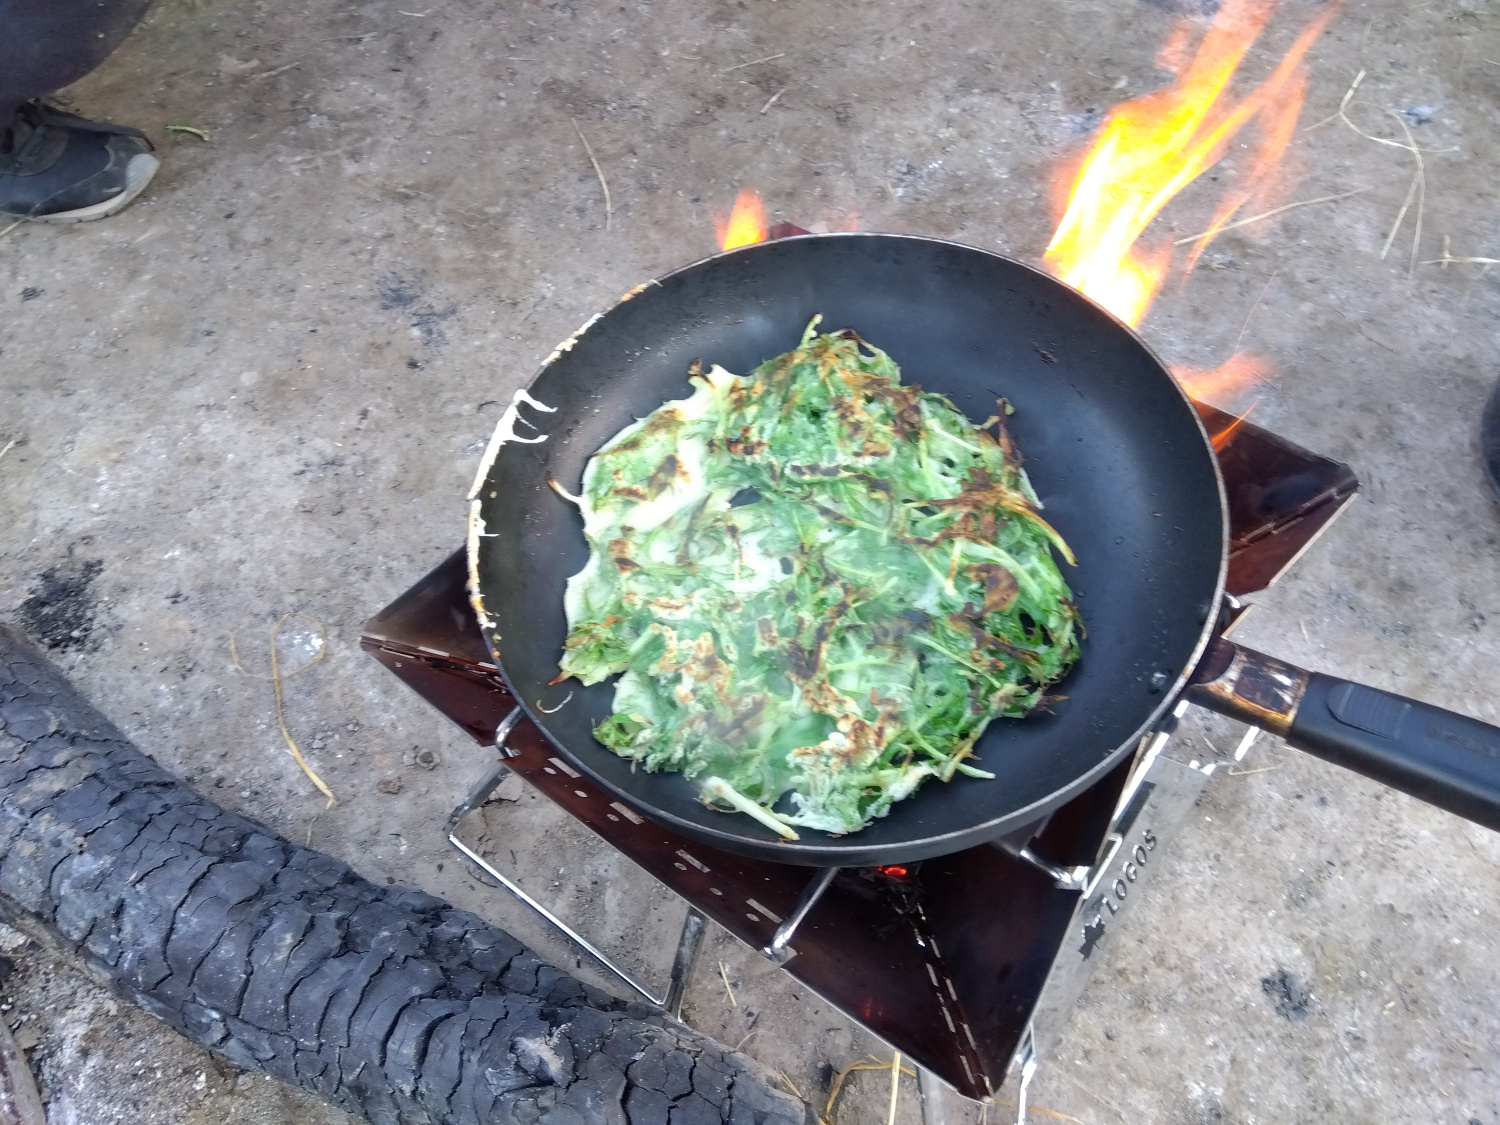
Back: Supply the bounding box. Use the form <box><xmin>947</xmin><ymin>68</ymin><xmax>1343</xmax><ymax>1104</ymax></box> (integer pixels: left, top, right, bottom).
<box><xmin>0</xmin><ymin>100</ymin><xmax>159</xmax><ymax>224</ymax></box>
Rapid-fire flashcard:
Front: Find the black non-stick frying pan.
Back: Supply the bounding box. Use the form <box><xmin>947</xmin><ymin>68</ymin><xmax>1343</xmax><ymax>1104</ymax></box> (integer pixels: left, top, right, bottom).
<box><xmin>468</xmin><ymin>233</ymin><xmax>1500</xmax><ymax>866</ymax></box>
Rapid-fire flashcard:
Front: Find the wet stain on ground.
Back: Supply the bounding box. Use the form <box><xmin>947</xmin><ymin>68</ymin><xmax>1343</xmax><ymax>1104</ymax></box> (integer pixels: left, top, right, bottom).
<box><xmin>18</xmin><ymin>559</ymin><xmax>106</xmax><ymax>651</ymax></box>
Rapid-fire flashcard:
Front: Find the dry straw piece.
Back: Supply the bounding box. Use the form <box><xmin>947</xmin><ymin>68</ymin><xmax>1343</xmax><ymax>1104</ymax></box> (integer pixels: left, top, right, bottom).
<box><xmin>231</xmin><ymin>612</ymin><xmax>337</xmax><ymax>806</ymax></box>
<box><xmin>1172</xmin><ymin>187</ymin><xmax>1372</xmax><ymax>245</ymax></box>
<box><xmin>720</xmin><ymin>52</ymin><xmax>785</xmax><ymax>73</ymax></box>
<box><xmin>1306</xmin><ymin>69</ymin><xmax>1456</xmax><ymax>279</ymax></box>
<box><xmin>571</xmin><ymin>118</ymin><xmax>612</xmax><ymax>231</ymax></box>
<box><xmin>819</xmin><ymin>1055</ymin><xmax>915</xmax><ymax>1125</ymax></box>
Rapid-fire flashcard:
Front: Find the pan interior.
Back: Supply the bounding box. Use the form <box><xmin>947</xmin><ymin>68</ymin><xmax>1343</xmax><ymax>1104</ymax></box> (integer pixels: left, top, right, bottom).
<box><xmin>476</xmin><ymin>235</ymin><xmax>1224</xmax><ymax>863</ymax></box>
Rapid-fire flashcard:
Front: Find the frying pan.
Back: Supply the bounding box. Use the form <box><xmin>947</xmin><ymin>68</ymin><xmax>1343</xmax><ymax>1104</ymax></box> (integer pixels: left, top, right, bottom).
<box><xmin>468</xmin><ymin>233</ymin><xmax>1500</xmax><ymax>866</ymax></box>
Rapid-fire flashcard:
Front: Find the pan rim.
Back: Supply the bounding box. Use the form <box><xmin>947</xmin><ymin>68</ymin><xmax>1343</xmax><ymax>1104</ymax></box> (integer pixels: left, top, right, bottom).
<box><xmin>467</xmin><ymin>230</ymin><xmax>1230</xmax><ymax>865</ymax></box>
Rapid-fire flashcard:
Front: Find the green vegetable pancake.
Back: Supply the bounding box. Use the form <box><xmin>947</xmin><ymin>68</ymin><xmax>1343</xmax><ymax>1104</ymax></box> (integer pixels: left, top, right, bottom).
<box><xmin>552</xmin><ymin>318</ymin><xmax>1081</xmax><ymax>839</ymax></box>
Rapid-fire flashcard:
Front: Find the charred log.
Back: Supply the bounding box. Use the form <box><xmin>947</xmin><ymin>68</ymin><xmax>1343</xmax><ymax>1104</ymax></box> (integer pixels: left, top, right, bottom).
<box><xmin>0</xmin><ymin>623</ymin><xmax>806</xmax><ymax>1125</ymax></box>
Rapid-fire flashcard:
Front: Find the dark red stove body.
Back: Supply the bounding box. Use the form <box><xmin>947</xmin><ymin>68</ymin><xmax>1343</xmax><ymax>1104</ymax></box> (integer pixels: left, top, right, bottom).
<box><xmin>363</xmin><ymin>393</ymin><xmax>1355</xmax><ymax>1100</ymax></box>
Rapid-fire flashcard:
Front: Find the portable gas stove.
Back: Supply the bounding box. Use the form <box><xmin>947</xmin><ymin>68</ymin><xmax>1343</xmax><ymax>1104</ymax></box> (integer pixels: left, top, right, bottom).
<box><xmin>362</xmin><ymin>323</ymin><xmax>1356</xmax><ymax>1122</ymax></box>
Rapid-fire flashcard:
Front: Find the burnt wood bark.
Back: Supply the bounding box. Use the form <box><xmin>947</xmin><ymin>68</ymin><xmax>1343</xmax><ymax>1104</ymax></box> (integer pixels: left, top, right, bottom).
<box><xmin>0</xmin><ymin>624</ymin><xmax>806</xmax><ymax>1125</ymax></box>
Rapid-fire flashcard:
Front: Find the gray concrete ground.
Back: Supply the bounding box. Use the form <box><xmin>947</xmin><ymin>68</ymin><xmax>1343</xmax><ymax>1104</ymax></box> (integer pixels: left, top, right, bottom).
<box><xmin>2</xmin><ymin>0</ymin><xmax>1499</xmax><ymax>1121</ymax></box>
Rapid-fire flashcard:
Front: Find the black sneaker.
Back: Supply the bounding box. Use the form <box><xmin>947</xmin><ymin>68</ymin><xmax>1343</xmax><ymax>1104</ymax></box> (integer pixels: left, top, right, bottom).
<box><xmin>0</xmin><ymin>101</ymin><xmax>159</xmax><ymax>224</ymax></box>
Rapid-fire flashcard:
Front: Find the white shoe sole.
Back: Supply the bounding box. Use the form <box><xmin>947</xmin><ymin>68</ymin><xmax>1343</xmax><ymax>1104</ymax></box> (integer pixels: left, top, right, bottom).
<box><xmin>30</xmin><ymin>152</ymin><xmax>161</xmax><ymax>225</ymax></box>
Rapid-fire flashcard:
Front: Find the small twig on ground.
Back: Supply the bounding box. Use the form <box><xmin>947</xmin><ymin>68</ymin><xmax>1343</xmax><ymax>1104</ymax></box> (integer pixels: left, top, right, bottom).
<box><xmin>0</xmin><ymin>220</ymin><xmax>24</xmax><ymax>240</ymax></box>
<box><xmin>720</xmin><ymin>52</ymin><xmax>785</xmax><ymax>73</ymax></box>
<box><xmin>251</xmin><ymin>61</ymin><xmax>301</xmax><ymax>79</ymax></box>
<box><xmin>0</xmin><ymin>439</ymin><xmax>16</xmax><ymax>464</ymax></box>
<box><xmin>165</xmin><ymin>124</ymin><xmax>211</xmax><ymax>141</ymax></box>
<box><xmin>760</xmin><ymin>88</ymin><xmax>787</xmax><ymax>114</ymax></box>
<box><xmin>1229</xmin><ymin>765</ymin><xmax>1280</xmax><ymax>776</ymax></box>
<box><xmin>570</xmin><ymin>118</ymin><xmax>612</xmax><ymax>231</ymax></box>
<box><xmin>885</xmin><ymin>1052</ymin><xmax>901</xmax><ymax>1125</ymax></box>
<box><xmin>231</xmin><ymin>613</ymin><xmax>336</xmax><ymax>806</ymax></box>
<box><xmin>1172</xmin><ymin>188</ymin><xmax>1372</xmax><ymax>245</ymax></box>
<box><xmin>717</xmin><ymin>960</ymin><xmax>737</xmax><ymax>1006</ymax></box>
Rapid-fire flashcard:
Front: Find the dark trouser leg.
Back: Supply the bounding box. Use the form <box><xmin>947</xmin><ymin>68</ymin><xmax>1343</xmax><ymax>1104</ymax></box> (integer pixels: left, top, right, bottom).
<box><xmin>0</xmin><ymin>0</ymin><xmax>153</xmax><ymax>123</ymax></box>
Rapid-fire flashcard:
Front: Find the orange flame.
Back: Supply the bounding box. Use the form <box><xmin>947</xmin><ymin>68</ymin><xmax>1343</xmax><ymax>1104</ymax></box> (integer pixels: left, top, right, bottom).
<box><xmin>1170</xmin><ymin>353</ymin><xmax>1267</xmax><ymax>406</ymax></box>
<box><xmin>1210</xmin><ymin>401</ymin><xmax>1258</xmax><ymax>451</ymax></box>
<box><xmin>715</xmin><ymin>189</ymin><xmax>768</xmax><ymax>250</ymax></box>
<box><xmin>1043</xmin><ymin>0</ymin><xmax>1336</xmax><ymax>328</ymax></box>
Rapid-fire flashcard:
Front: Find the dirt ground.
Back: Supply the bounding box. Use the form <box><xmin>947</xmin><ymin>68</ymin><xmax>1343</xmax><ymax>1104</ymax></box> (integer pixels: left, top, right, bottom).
<box><xmin>2</xmin><ymin>0</ymin><xmax>1500</xmax><ymax>1121</ymax></box>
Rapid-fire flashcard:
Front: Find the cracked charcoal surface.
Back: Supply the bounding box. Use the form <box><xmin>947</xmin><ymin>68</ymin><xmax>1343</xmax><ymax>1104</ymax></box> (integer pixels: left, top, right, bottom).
<box><xmin>0</xmin><ymin>625</ymin><xmax>805</xmax><ymax>1125</ymax></box>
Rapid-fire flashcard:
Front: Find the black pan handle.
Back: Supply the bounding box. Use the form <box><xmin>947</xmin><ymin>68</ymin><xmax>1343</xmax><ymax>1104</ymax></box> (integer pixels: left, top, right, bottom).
<box><xmin>1187</xmin><ymin>637</ymin><xmax>1500</xmax><ymax>831</ymax></box>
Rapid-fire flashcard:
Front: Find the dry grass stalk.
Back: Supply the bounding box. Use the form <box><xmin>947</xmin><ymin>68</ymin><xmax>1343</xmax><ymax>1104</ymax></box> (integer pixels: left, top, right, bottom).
<box><xmin>231</xmin><ymin>613</ymin><xmax>336</xmax><ymax>806</ymax></box>
<box><xmin>760</xmin><ymin>88</ymin><xmax>787</xmax><ymax>114</ymax></box>
<box><xmin>1378</xmin><ymin>109</ymin><xmax>1424</xmax><ymax>277</ymax></box>
<box><xmin>721</xmin><ymin>52</ymin><xmax>784</xmax><ymax>73</ymax></box>
<box><xmin>251</xmin><ymin>61</ymin><xmax>301</xmax><ymax>79</ymax></box>
<box><xmin>1172</xmin><ymin>187</ymin><xmax>1372</xmax><ymax>245</ymax></box>
<box><xmin>0</xmin><ymin>220</ymin><xmax>22</xmax><ymax>240</ymax></box>
<box><xmin>571</xmin><ymin>118</ymin><xmax>612</xmax><ymax>231</ymax></box>
<box><xmin>885</xmin><ymin>1052</ymin><xmax>901</xmax><ymax>1125</ymax></box>
<box><xmin>1310</xmin><ymin>69</ymin><xmax>1453</xmax><ymax>279</ymax></box>
<box><xmin>1234</xmin><ymin>268</ymin><xmax>1279</xmax><ymax>354</ymax></box>
<box><xmin>820</xmin><ymin>1056</ymin><xmax>916</xmax><ymax>1125</ymax></box>
<box><xmin>992</xmin><ymin>1100</ymin><xmax>1084</xmax><ymax>1123</ymax></box>
<box><xmin>1422</xmin><ymin>254</ymin><xmax>1500</xmax><ymax>268</ymax></box>
<box><xmin>717</xmin><ymin>959</ymin><xmax>737</xmax><ymax>1006</ymax></box>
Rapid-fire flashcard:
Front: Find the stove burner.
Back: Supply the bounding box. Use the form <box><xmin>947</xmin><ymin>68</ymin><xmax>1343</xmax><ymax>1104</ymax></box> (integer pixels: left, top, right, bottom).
<box><xmin>363</xmin><ymin>384</ymin><xmax>1356</xmax><ymax>1112</ymax></box>
<box><xmin>1483</xmin><ymin>377</ymin><xmax>1500</xmax><ymax>502</ymax></box>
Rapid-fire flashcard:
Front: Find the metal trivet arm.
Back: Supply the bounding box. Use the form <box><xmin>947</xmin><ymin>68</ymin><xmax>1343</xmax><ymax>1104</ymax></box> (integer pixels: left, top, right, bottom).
<box><xmin>445</xmin><ymin>710</ymin><xmax>708</xmax><ymax>1015</ymax></box>
<box><xmin>761</xmin><ymin>866</ymin><xmax>839</xmax><ymax>962</ymax></box>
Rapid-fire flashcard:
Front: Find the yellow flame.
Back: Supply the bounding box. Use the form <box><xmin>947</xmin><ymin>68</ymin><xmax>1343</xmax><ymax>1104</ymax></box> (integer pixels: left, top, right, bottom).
<box><xmin>1043</xmin><ymin>0</ymin><xmax>1336</xmax><ymax>328</ymax></box>
<box><xmin>716</xmin><ymin>189</ymin><xmax>768</xmax><ymax>250</ymax></box>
